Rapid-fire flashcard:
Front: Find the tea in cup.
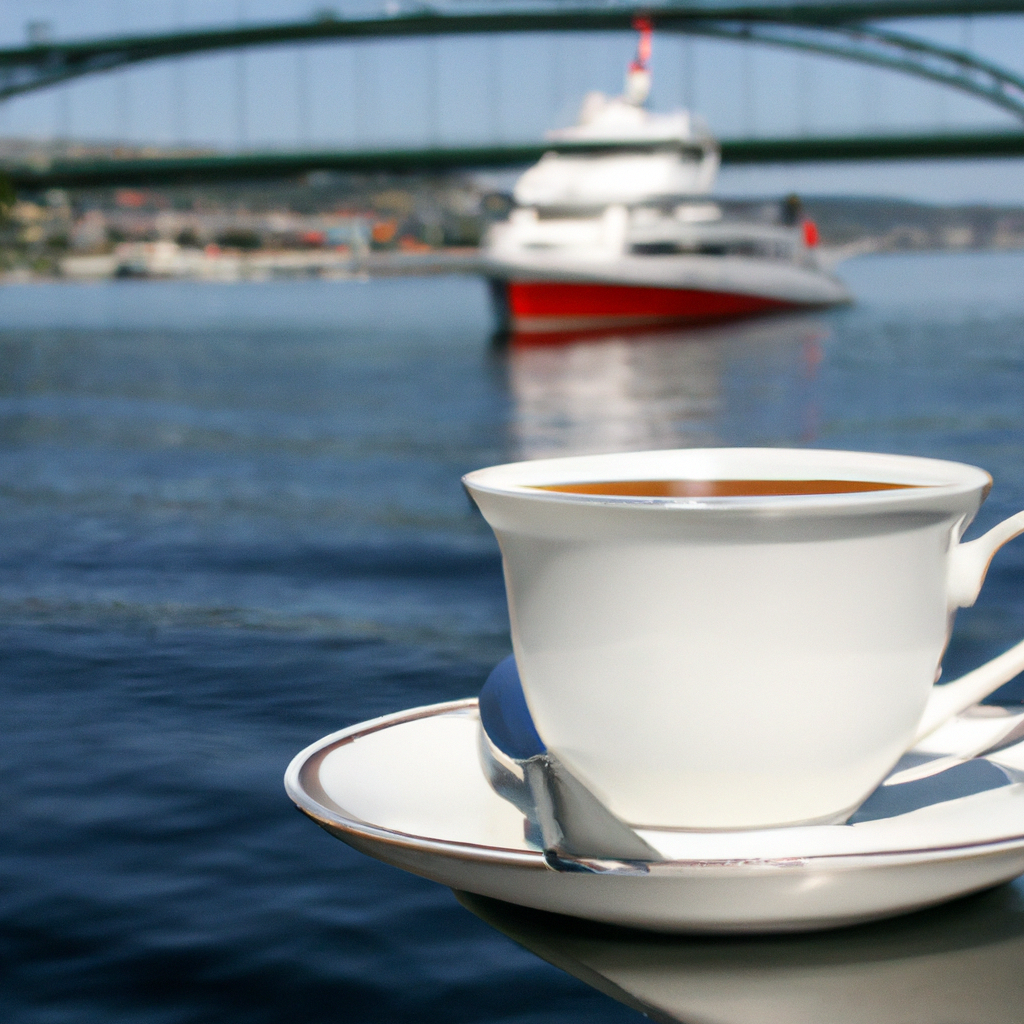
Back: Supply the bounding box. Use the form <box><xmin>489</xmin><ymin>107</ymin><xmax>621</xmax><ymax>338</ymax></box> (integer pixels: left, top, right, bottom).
<box><xmin>464</xmin><ymin>448</ymin><xmax>1024</xmax><ymax>831</ymax></box>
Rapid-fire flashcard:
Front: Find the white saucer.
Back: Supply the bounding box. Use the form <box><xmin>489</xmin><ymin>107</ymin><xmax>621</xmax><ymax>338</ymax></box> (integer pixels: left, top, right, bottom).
<box><xmin>284</xmin><ymin>699</ymin><xmax>1024</xmax><ymax>933</ymax></box>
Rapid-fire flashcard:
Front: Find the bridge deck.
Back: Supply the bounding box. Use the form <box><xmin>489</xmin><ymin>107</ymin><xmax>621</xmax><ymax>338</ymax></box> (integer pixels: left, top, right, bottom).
<box><xmin>4</xmin><ymin>132</ymin><xmax>1024</xmax><ymax>190</ymax></box>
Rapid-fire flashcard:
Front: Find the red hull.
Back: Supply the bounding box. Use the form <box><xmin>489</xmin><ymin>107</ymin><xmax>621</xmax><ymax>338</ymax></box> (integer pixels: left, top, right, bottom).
<box><xmin>499</xmin><ymin>280</ymin><xmax>794</xmax><ymax>346</ymax></box>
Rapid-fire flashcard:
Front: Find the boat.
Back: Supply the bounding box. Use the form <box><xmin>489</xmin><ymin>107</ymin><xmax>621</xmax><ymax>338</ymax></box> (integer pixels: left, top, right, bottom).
<box><xmin>484</xmin><ymin>20</ymin><xmax>851</xmax><ymax>345</ymax></box>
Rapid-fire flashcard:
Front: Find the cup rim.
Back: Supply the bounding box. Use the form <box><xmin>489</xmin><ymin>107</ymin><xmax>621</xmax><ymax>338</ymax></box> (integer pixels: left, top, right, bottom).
<box><xmin>462</xmin><ymin>447</ymin><xmax>993</xmax><ymax>512</ymax></box>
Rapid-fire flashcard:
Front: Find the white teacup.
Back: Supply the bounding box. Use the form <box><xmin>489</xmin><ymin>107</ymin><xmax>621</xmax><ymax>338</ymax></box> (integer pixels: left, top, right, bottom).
<box><xmin>463</xmin><ymin>448</ymin><xmax>1024</xmax><ymax>831</ymax></box>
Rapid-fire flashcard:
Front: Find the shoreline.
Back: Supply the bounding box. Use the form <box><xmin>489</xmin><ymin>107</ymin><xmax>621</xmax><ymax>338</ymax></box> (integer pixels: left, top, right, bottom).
<box><xmin>4</xmin><ymin>240</ymin><xmax>1024</xmax><ymax>285</ymax></box>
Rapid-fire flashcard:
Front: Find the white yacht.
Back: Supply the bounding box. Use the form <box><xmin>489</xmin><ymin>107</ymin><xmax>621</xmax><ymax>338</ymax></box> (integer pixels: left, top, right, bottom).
<box><xmin>485</xmin><ymin>26</ymin><xmax>851</xmax><ymax>344</ymax></box>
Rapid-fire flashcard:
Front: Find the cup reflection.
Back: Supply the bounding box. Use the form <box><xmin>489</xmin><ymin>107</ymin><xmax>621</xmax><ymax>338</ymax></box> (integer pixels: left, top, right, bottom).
<box><xmin>456</xmin><ymin>880</ymin><xmax>1024</xmax><ymax>1024</ymax></box>
<box><xmin>503</xmin><ymin>314</ymin><xmax>830</xmax><ymax>460</ymax></box>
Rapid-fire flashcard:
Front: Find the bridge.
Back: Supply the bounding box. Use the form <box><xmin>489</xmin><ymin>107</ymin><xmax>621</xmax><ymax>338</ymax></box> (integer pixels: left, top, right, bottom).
<box><xmin>3</xmin><ymin>1</ymin><xmax>1024</xmax><ymax>189</ymax></box>
<box><xmin>8</xmin><ymin>131</ymin><xmax>1024</xmax><ymax>191</ymax></box>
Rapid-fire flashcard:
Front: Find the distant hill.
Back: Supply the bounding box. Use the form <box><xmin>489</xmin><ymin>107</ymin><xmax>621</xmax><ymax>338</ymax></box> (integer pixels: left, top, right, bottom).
<box><xmin>798</xmin><ymin>196</ymin><xmax>1024</xmax><ymax>252</ymax></box>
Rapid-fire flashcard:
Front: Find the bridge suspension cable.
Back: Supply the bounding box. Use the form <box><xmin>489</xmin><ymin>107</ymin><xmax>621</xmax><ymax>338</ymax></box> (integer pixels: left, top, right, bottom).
<box><xmin>663</xmin><ymin>18</ymin><xmax>1024</xmax><ymax>121</ymax></box>
<box><xmin>2</xmin><ymin>4</ymin><xmax>1024</xmax><ymax>123</ymax></box>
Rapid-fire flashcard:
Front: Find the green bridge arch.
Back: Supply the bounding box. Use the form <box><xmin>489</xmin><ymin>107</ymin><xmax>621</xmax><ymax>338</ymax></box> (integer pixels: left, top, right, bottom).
<box><xmin>2</xmin><ymin>2</ymin><xmax>1024</xmax><ymax>121</ymax></box>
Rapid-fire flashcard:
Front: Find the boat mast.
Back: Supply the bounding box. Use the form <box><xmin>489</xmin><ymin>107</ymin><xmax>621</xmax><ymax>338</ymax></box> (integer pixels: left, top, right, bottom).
<box><xmin>626</xmin><ymin>17</ymin><xmax>653</xmax><ymax>105</ymax></box>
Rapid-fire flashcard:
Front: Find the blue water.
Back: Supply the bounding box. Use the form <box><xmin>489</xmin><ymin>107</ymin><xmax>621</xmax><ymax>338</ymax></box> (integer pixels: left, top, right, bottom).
<box><xmin>3</xmin><ymin>255</ymin><xmax>1024</xmax><ymax>1024</ymax></box>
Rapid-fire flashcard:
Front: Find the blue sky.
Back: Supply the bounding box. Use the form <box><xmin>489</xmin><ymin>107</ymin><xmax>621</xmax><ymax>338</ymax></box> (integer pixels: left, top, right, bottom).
<box><xmin>1</xmin><ymin>1</ymin><xmax>1024</xmax><ymax>203</ymax></box>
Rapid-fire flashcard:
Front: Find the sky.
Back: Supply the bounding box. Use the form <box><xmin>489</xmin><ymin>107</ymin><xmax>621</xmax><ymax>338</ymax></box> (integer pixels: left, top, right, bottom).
<box><xmin>1</xmin><ymin>1</ymin><xmax>1024</xmax><ymax>204</ymax></box>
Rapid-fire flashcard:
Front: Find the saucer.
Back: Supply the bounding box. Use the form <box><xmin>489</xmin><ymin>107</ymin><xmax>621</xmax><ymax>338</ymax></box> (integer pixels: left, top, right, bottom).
<box><xmin>284</xmin><ymin>699</ymin><xmax>1024</xmax><ymax>933</ymax></box>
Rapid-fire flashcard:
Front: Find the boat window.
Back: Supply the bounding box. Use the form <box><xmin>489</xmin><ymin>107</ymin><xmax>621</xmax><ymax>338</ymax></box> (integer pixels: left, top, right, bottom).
<box><xmin>630</xmin><ymin>240</ymin><xmax>796</xmax><ymax>259</ymax></box>
<box><xmin>535</xmin><ymin>206</ymin><xmax>608</xmax><ymax>220</ymax></box>
<box><xmin>630</xmin><ymin>242</ymin><xmax>680</xmax><ymax>255</ymax></box>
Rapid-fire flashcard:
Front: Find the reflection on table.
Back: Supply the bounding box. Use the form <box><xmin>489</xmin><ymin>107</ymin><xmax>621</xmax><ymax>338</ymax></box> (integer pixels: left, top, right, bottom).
<box><xmin>456</xmin><ymin>879</ymin><xmax>1024</xmax><ymax>1024</ymax></box>
<box><xmin>503</xmin><ymin>314</ymin><xmax>829</xmax><ymax>460</ymax></box>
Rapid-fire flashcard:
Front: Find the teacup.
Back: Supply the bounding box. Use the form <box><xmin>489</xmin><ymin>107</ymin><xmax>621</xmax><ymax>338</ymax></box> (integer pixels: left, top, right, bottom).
<box><xmin>463</xmin><ymin>448</ymin><xmax>1024</xmax><ymax>831</ymax></box>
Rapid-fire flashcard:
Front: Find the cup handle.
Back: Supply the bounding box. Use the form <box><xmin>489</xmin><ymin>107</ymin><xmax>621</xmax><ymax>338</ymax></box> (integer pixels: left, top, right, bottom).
<box><xmin>915</xmin><ymin>510</ymin><xmax>1024</xmax><ymax>742</ymax></box>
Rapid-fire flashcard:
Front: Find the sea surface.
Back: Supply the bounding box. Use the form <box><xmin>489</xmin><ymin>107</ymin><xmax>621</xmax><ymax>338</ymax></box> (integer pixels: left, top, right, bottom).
<box><xmin>3</xmin><ymin>252</ymin><xmax>1024</xmax><ymax>1024</ymax></box>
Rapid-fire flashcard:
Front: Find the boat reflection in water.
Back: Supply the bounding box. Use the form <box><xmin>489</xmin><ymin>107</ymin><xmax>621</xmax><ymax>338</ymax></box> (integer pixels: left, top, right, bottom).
<box><xmin>504</xmin><ymin>314</ymin><xmax>830</xmax><ymax>460</ymax></box>
<box><xmin>457</xmin><ymin>881</ymin><xmax>1024</xmax><ymax>1024</ymax></box>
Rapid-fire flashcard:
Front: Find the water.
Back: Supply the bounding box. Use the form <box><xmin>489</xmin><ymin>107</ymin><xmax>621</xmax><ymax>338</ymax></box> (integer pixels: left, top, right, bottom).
<box><xmin>3</xmin><ymin>254</ymin><xmax>1024</xmax><ymax>1023</ymax></box>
